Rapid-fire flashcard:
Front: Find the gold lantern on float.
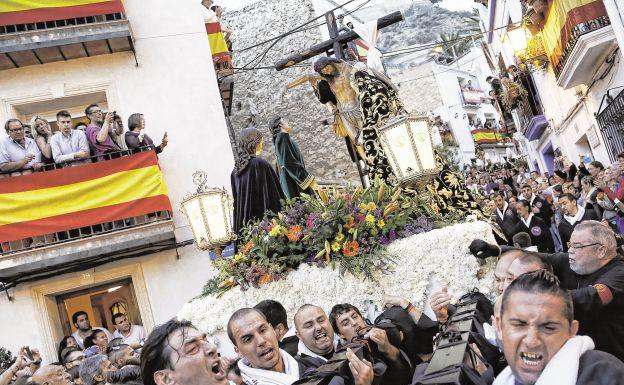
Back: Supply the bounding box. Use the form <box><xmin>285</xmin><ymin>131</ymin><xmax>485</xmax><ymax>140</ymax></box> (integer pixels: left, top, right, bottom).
<box><xmin>180</xmin><ymin>171</ymin><xmax>236</xmax><ymax>254</ymax></box>
<box><xmin>376</xmin><ymin>115</ymin><xmax>440</xmax><ymax>190</ymax></box>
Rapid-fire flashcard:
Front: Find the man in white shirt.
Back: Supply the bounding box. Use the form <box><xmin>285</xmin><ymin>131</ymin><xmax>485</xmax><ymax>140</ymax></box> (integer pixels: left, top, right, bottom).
<box><xmin>112</xmin><ymin>313</ymin><xmax>147</xmax><ymax>349</ymax></box>
<box><xmin>71</xmin><ymin>311</ymin><xmax>113</xmax><ymax>349</ymax></box>
<box><xmin>0</xmin><ymin>118</ymin><xmax>42</xmax><ymax>173</ymax></box>
<box><xmin>50</xmin><ymin>110</ymin><xmax>90</xmax><ymax>163</ymax></box>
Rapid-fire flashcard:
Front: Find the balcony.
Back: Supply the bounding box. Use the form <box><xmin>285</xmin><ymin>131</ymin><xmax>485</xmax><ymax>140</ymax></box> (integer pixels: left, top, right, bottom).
<box><xmin>460</xmin><ymin>89</ymin><xmax>488</xmax><ymax>108</ymax></box>
<box><xmin>0</xmin><ymin>148</ymin><xmax>175</xmax><ymax>287</ymax></box>
<box><xmin>540</xmin><ymin>0</ymin><xmax>617</xmax><ymax>89</ymax></box>
<box><xmin>514</xmin><ymin>94</ymin><xmax>548</xmax><ymax>140</ymax></box>
<box><xmin>0</xmin><ymin>0</ymin><xmax>133</xmax><ymax>71</ymax></box>
<box><xmin>472</xmin><ymin>128</ymin><xmax>513</xmax><ymax>147</ymax></box>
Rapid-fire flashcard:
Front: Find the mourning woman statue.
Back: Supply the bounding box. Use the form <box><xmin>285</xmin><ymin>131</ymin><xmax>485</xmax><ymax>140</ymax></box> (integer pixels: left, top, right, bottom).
<box><xmin>269</xmin><ymin>116</ymin><xmax>317</xmax><ymax>199</ymax></box>
<box><xmin>231</xmin><ymin>127</ymin><xmax>284</xmax><ymax>236</ymax></box>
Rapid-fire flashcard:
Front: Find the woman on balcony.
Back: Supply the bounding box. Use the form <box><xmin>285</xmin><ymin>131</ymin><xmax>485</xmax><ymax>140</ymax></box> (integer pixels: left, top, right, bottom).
<box><xmin>124</xmin><ymin>113</ymin><xmax>168</xmax><ymax>154</ymax></box>
<box><xmin>30</xmin><ymin>116</ymin><xmax>54</xmax><ymax>164</ymax></box>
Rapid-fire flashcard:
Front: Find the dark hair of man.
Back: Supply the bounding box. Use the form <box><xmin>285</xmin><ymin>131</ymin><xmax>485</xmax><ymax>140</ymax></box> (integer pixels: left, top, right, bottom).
<box><xmin>559</xmin><ymin>193</ymin><xmax>577</xmax><ymax>203</ymax></box>
<box><xmin>227</xmin><ymin>308</ymin><xmax>267</xmax><ymax>345</ymax></box>
<box><xmin>501</xmin><ymin>270</ymin><xmax>573</xmax><ymax>324</ymax></box>
<box><xmin>4</xmin><ymin>118</ymin><xmax>23</xmax><ymax>133</ymax></box>
<box><xmin>313</xmin><ymin>56</ymin><xmax>342</xmax><ymax>77</ymax></box>
<box><xmin>106</xmin><ymin>338</ymin><xmax>125</xmax><ymax>354</ymax></box>
<box><xmin>589</xmin><ymin>161</ymin><xmax>604</xmax><ymax>171</ymax></box>
<box><xmin>112</xmin><ymin>313</ymin><xmax>126</xmax><ymax>325</ymax></box>
<box><xmin>85</xmin><ymin>104</ymin><xmax>99</xmax><ymax>117</ymax></box>
<box><xmin>108</xmin><ymin>343</ymin><xmax>131</xmax><ymax>366</ymax></box>
<box><xmin>516</xmin><ymin>252</ymin><xmax>553</xmax><ymax>273</ymax></box>
<box><xmin>517</xmin><ymin>199</ymin><xmax>530</xmax><ymax>210</ymax></box>
<box><xmin>254</xmin><ymin>300</ymin><xmax>288</xmax><ymax>330</ymax></box>
<box><xmin>267</xmin><ymin>116</ymin><xmax>283</xmax><ymax>143</ymax></box>
<box><xmin>329</xmin><ymin>303</ymin><xmax>362</xmax><ymax>334</ymax></box>
<box><xmin>492</xmin><ymin>191</ymin><xmax>504</xmax><ymax>199</ymax></box>
<box><xmin>141</xmin><ymin>319</ymin><xmax>194</xmax><ymax>385</ymax></box>
<box><xmin>512</xmin><ymin>232</ymin><xmax>532</xmax><ymax>248</ymax></box>
<box><xmin>72</xmin><ymin>310</ymin><xmax>88</xmax><ymax>325</ymax></box>
<box><xmin>127</xmin><ymin>113</ymin><xmax>143</xmax><ymax>131</ymax></box>
<box><xmin>56</xmin><ymin>110</ymin><xmax>71</xmax><ymax>119</ymax></box>
<box><xmin>618</xmin><ymin>152</ymin><xmax>624</xmax><ymax>161</ymax></box>
<box><xmin>520</xmin><ymin>183</ymin><xmax>532</xmax><ymax>190</ymax></box>
<box><xmin>552</xmin><ymin>184</ymin><xmax>563</xmax><ymax>193</ymax></box>
<box><xmin>581</xmin><ymin>175</ymin><xmax>594</xmax><ymax>185</ymax></box>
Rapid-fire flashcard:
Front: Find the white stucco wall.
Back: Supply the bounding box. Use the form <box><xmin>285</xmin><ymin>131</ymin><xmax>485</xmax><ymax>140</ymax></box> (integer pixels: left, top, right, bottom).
<box><xmin>0</xmin><ymin>0</ymin><xmax>233</xmax><ymax>360</ymax></box>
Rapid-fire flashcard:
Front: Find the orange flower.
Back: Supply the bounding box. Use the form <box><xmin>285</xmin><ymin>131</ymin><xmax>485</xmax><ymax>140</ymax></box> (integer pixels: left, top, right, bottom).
<box><xmin>287</xmin><ymin>225</ymin><xmax>302</xmax><ymax>242</ymax></box>
<box><xmin>342</xmin><ymin>241</ymin><xmax>360</xmax><ymax>257</ymax></box>
<box><xmin>241</xmin><ymin>240</ymin><xmax>254</xmax><ymax>255</ymax></box>
<box><xmin>258</xmin><ymin>273</ymin><xmax>272</xmax><ymax>285</ymax></box>
<box><xmin>344</xmin><ymin>215</ymin><xmax>356</xmax><ymax>229</ymax></box>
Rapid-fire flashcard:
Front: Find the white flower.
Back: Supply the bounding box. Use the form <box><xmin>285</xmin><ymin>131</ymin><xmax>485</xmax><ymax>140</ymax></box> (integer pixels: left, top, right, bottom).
<box><xmin>177</xmin><ymin>221</ymin><xmax>497</xmax><ymax>334</ymax></box>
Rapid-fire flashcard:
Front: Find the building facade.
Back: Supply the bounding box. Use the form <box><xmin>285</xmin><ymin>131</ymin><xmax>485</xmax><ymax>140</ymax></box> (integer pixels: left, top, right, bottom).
<box><xmin>392</xmin><ymin>47</ymin><xmax>515</xmax><ymax>166</ymax></box>
<box><xmin>0</xmin><ymin>0</ymin><xmax>233</xmax><ymax>362</ymax></box>
<box><xmin>477</xmin><ymin>0</ymin><xmax>624</xmax><ymax>173</ymax></box>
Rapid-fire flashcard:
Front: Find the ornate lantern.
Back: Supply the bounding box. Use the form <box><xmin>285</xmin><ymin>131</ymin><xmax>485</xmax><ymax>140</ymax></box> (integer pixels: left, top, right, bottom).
<box><xmin>181</xmin><ymin>171</ymin><xmax>236</xmax><ymax>252</ymax></box>
<box><xmin>376</xmin><ymin>115</ymin><xmax>440</xmax><ymax>189</ymax></box>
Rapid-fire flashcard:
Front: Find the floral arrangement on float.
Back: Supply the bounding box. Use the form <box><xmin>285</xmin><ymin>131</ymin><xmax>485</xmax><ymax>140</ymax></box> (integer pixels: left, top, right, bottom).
<box><xmin>201</xmin><ymin>179</ymin><xmax>467</xmax><ymax>297</ymax></box>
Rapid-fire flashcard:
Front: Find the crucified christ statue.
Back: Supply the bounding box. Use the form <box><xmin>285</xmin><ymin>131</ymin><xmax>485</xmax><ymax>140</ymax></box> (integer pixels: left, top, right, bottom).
<box><xmin>283</xmin><ymin>57</ymin><xmax>405</xmax><ymax>185</ymax></box>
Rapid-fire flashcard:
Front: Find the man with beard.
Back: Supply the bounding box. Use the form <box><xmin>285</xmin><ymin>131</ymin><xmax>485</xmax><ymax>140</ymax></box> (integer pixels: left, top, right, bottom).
<box><xmin>228</xmin><ymin>308</ymin><xmax>373</xmax><ymax>385</ymax></box>
<box><xmin>107</xmin><ymin>344</ymin><xmax>142</xmax><ymax>385</ymax></box>
<box><xmin>471</xmin><ymin>220</ymin><xmax>624</xmax><ymax>361</ymax></box>
<box><xmin>112</xmin><ymin>314</ymin><xmax>147</xmax><ymax>350</ymax></box>
<box><xmin>557</xmin><ymin>193</ymin><xmax>600</xmax><ymax>251</ymax></box>
<box><xmin>84</xmin><ymin>104</ymin><xmax>122</xmax><ymax>157</ymax></box>
<box><xmin>141</xmin><ymin>319</ymin><xmax>228</xmax><ymax>385</ymax></box>
<box><xmin>283</xmin><ymin>56</ymin><xmax>405</xmax><ymax>184</ymax></box>
<box><xmin>293</xmin><ymin>305</ymin><xmax>335</xmax><ymax>367</ymax></box>
<box><xmin>493</xmin><ymin>192</ymin><xmax>519</xmax><ymax>246</ymax></box>
<box><xmin>328</xmin><ymin>304</ymin><xmax>412</xmax><ymax>385</ymax></box>
<box><xmin>494</xmin><ymin>270</ymin><xmax>624</xmax><ymax>385</ymax></box>
<box><xmin>71</xmin><ymin>311</ymin><xmax>113</xmax><ymax>349</ymax></box>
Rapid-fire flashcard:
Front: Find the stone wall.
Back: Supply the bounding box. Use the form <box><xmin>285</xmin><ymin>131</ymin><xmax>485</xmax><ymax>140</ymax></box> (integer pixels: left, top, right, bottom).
<box><xmin>223</xmin><ymin>0</ymin><xmax>360</xmax><ymax>184</ymax></box>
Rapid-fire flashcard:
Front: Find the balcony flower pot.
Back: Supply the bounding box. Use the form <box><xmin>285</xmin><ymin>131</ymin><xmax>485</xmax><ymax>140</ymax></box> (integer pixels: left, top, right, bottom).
<box><xmin>527</xmin><ymin>0</ymin><xmax>547</xmax><ymax>13</ymax></box>
<box><xmin>526</xmin><ymin>9</ymin><xmax>544</xmax><ymax>27</ymax></box>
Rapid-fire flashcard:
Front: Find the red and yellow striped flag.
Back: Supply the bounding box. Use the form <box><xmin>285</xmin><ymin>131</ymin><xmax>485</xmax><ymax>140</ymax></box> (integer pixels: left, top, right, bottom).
<box><xmin>206</xmin><ymin>22</ymin><xmax>231</xmax><ymax>65</ymax></box>
<box><xmin>0</xmin><ymin>0</ymin><xmax>125</xmax><ymax>27</ymax></box>
<box><xmin>0</xmin><ymin>151</ymin><xmax>172</xmax><ymax>243</ymax></box>
<box><xmin>472</xmin><ymin>129</ymin><xmax>499</xmax><ymax>145</ymax></box>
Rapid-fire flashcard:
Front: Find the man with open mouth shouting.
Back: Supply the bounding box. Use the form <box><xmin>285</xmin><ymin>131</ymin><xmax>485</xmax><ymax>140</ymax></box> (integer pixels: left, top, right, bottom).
<box><xmin>494</xmin><ymin>270</ymin><xmax>624</xmax><ymax>385</ymax></box>
<box><xmin>140</xmin><ymin>320</ymin><xmax>229</xmax><ymax>385</ymax></box>
<box><xmin>228</xmin><ymin>308</ymin><xmax>373</xmax><ymax>385</ymax></box>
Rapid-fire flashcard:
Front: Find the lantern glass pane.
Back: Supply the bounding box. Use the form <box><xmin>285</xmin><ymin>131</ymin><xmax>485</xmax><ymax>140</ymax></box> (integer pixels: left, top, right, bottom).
<box><xmin>385</xmin><ymin>123</ymin><xmax>421</xmax><ymax>175</ymax></box>
<box><xmin>183</xmin><ymin>197</ymin><xmax>210</xmax><ymax>247</ymax></box>
<box><xmin>410</xmin><ymin>120</ymin><xmax>436</xmax><ymax>171</ymax></box>
<box><xmin>201</xmin><ymin>193</ymin><xmax>228</xmax><ymax>242</ymax></box>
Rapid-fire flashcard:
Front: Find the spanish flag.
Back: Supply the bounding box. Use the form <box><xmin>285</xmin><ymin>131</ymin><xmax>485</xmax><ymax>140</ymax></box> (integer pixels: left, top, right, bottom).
<box><xmin>540</xmin><ymin>0</ymin><xmax>607</xmax><ymax>72</ymax></box>
<box><xmin>472</xmin><ymin>129</ymin><xmax>499</xmax><ymax>145</ymax></box>
<box><xmin>206</xmin><ymin>22</ymin><xmax>231</xmax><ymax>65</ymax></box>
<box><xmin>0</xmin><ymin>0</ymin><xmax>125</xmax><ymax>27</ymax></box>
<box><xmin>0</xmin><ymin>151</ymin><xmax>172</xmax><ymax>243</ymax></box>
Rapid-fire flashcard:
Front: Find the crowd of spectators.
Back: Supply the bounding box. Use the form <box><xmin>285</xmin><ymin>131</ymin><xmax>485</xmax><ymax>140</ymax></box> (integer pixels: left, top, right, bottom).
<box><xmin>464</xmin><ymin>154</ymin><xmax>624</xmax><ymax>252</ymax></box>
<box><xmin>0</xmin><ymin>105</ymin><xmax>168</xmax><ymax>175</ymax></box>
<box><xmin>2</xmin><ymin>217</ymin><xmax>624</xmax><ymax>385</ymax></box>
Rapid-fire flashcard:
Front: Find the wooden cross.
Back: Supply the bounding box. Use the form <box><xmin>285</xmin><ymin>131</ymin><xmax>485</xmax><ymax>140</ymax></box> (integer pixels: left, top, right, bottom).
<box><xmin>274</xmin><ymin>10</ymin><xmax>404</xmax><ymax>186</ymax></box>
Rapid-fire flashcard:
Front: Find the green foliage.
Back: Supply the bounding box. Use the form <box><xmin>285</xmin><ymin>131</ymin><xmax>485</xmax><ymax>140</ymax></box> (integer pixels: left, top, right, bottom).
<box><xmin>0</xmin><ymin>347</ymin><xmax>15</xmax><ymax>371</ymax></box>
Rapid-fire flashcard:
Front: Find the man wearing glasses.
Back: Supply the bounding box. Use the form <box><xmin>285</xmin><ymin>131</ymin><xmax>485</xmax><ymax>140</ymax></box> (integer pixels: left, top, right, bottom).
<box><xmin>0</xmin><ymin>118</ymin><xmax>42</xmax><ymax>173</ymax></box>
<box><xmin>84</xmin><ymin>104</ymin><xmax>122</xmax><ymax>157</ymax></box>
<box><xmin>470</xmin><ymin>220</ymin><xmax>624</xmax><ymax>362</ymax></box>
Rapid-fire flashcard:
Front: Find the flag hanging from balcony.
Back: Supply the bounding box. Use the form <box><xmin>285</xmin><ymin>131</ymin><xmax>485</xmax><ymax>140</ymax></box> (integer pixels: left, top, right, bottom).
<box><xmin>0</xmin><ymin>0</ymin><xmax>125</xmax><ymax>27</ymax></box>
<box><xmin>472</xmin><ymin>129</ymin><xmax>500</xmax><ymax>145</ymax></box>
<box><xmin>0</xmin><ymin>151</ymin><xmax>172</xmax><ymax>243</ymax></box>
<box><xmin>540</xmin><ymin>0</ymin><xmax>608</xmax><ymax>74</ymax></box>
<box><xmin>206</xmin><ymin>22</ymin><xmax>231</xmax><ymax>66</ymax></box>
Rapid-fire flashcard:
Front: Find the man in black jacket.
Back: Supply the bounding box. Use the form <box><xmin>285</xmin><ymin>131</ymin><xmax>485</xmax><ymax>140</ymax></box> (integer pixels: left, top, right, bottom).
<box><xmin>515</xmin><ymin>200</ymin><xmax>555</xmax><ymax>253</ymax></box>
<box><xmin>520</xmin><ymin>184</ymin><xmax>553</xmax><ymax>224</ymax></box>
<box><xmin>557</xmin><ymin>193</ymin><xmax>600</xmax><ymax>251</ymax></box>
<box><xmin>471</xmin><ymin>220</ymin><xmax>624</xmax><ymax>362</ymax></box>
<box><xmin>493</xmin><ymin>192</ymin><xmax>519</xmax><ymax>246</ymax></box>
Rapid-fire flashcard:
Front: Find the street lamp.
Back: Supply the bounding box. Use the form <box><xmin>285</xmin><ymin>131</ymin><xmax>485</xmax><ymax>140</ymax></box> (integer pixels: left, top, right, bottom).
<box><xmin>502</xmin><ymin>26</ymin><xmax>530</xmax><ymax>57</ymax></box>
<box><xmin>376</xmin><ymin>115</ymin><xmax>440</xmax><ymax>189</ymax></box>
<box><xmin>181</xmin><ymin>171</ymin><xmax>236</xmax><ymax>253</ymax></box>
